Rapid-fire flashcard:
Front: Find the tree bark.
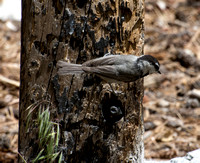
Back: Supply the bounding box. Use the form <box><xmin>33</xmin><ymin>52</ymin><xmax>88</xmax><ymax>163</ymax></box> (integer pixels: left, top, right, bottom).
<box><xmin>19</xmin><ymin>0</ymin><xmax>145</xmax><ymax>162</ymax></box>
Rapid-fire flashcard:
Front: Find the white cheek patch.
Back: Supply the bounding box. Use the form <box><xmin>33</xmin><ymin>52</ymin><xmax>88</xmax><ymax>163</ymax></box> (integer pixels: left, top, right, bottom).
<box><xmin>155</xmin><ymin>63</ymin><xmax>159</xmax><ymax>68</ymax></box>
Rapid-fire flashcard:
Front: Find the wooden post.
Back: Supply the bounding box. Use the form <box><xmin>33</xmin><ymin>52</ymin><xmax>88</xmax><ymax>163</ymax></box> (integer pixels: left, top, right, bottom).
<box><xmin>19</xmin><ymin>0</ymin><xmax>145</xmax><ymax>162</ymax></box>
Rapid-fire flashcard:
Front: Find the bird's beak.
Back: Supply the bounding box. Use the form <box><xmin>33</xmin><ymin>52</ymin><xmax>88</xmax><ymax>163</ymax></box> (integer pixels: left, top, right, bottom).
<box><xmin>158</xmin><ymin>70</ymin><xmax>161</xmax><ymax>74</ymax></box>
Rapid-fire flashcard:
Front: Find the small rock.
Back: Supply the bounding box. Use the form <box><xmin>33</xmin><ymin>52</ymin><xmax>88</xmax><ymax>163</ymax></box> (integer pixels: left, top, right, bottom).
<box><xmin>6</xmin><ymin>21</ymin><xmax>18</xmax><ymax>31</ymax></box>
<box><xmin>166</xmin><ymin>119</ymin><xmax>184</xmax><ymax>128</ymax></box>
<box><xmin>4</xmin><ymin>94</ymin><xmax>13</xmax><ymax>103</ymax></box>
<box><xmin>175</xmin><ymin>48</ymin><xmax>196</xmax><ymax>68</ymax></box>
<box><xmin>144</xmin><ymin>121</ymin><xmax>157</xmax><ymax>131</ymax></box>
<box><xmin>164</xmin><ymin>116</ymin><xmax>184</xmax><ymax>128</ymax></box>
<box><xmin>157</xmin><ymin>99</ymin><xmax>170</xmax><ymax>108</ymax></box>
<box><xmin>187</xmin><ymin>89</ymin><xmax>200</xmax><ymax>100</ymax></box>
<box><xmin>160</xmin><ymin>107</ymin><xmax>169</xmax><ymax>113</ymax></box>
<box><xmin>156</xmin><ymin>1</ymin><xmax>167</xmax><ymax>10</ymax></box>
<box><xmin>186</xmin><ymin>98</ymin><xmax>200</xmax><ymax>108</ymax></box>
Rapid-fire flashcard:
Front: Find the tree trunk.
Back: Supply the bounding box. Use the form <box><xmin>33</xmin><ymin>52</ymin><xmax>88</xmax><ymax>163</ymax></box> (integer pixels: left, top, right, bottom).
<box><xmin>19</xmin><ymin>0</ymin><xmax>145</xmax><ymax>162</ymax></box>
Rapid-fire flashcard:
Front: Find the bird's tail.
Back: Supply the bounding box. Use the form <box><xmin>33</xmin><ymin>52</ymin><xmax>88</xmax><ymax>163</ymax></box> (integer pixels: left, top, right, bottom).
<box><xmin>57</xmin><ymin>61</ymin><xmax>84</xmax><ymax>75</ymax></box>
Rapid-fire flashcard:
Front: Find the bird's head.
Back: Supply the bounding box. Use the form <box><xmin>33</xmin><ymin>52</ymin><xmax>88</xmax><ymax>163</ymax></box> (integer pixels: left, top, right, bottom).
<box><xmin>138</xmin><ymin>55</ymin><xmax>161</xmax><ymax>75</ymax></box>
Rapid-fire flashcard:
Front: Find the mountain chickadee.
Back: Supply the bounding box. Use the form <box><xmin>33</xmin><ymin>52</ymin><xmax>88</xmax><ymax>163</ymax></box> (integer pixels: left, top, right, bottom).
<box><xmin>57</xmin><ymin>54</ymin><xmax>161</xmax><ymax>91</ymax></box>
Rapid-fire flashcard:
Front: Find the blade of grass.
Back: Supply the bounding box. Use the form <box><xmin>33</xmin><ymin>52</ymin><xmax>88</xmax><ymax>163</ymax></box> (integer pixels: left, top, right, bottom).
<box><xmin>58</xmin><ymin>152</ymin><xmax>63</xmax><ymax>163</ymax></box>
<box><xmin>18</xmin><ymin>152</ymin><xmax>27</xmax><ymax>163</ymax></box>
<box><xmin>32</xmin><ymin>148</ymin><xmax>44</xmax><ymax>163</ymax></box>
<box><xmin>56</xmin><ymin>123</ymin><xmax>60</xmax><ymax>146</ymax></box>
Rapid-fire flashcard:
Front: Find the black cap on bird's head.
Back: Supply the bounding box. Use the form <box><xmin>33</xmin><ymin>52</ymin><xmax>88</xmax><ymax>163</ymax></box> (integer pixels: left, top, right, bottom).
<box><xmin>138</xmin><ymin>55</ymin><xmax>161</xmax><ymax>74</ymax></box>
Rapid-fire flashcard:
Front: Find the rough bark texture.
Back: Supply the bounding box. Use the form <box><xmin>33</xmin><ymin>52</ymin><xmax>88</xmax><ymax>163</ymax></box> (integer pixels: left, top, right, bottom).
<box><xmin>19</xmin><ymin>0</ymin><xmax>145</xmax><ymax>162</ymax></box>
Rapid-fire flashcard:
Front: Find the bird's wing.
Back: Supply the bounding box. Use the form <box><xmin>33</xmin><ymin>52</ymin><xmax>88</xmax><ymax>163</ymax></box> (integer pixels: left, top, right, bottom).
<box><xmin>82</xmin><ymin>55</ymin><xmax>122</xmax><ymax>67</ymax></box>
<box><xmin>83</xmin><ymin>65</ymin><xmax>116</xmax><ymax>76</ymax></box>
<box><xmin>82</xmin><ymin>65</ymin><xmax>137</xmax><ymax>82</ymax></box>
<box><xmin>82</xmin><ymin>55</ymin><xmax>139</xmax><ymax>82</ymax></box>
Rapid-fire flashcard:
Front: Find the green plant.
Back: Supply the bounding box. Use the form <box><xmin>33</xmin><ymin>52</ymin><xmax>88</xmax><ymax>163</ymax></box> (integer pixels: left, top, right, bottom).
<box><xmin>26</xmin><ymin>101</ymin><xmax>62</xmax><ymax>163</ymax></box>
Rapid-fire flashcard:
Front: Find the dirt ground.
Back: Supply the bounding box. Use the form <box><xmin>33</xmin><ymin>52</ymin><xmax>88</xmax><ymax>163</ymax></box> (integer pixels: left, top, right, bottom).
<box><xmin>0</xmin><ymin>20</ymin><xmax>20</xmax><ymax>162</ymax></box>
<box><xmin>143</xmin><ymin>0</ymin><xmax>200</xmax><ymax>159</ymax></box>
<box><xmin>0</xmin><ymin>0</ymin><xmax>200</xmax><ymax>162</ymax></box>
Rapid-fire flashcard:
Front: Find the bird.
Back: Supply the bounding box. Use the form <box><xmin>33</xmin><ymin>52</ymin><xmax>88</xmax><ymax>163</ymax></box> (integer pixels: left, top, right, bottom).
<box><xmin>57</xmin><ymin>54</ymin><xmax>161</xmax><ymax>93</ymax></box>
